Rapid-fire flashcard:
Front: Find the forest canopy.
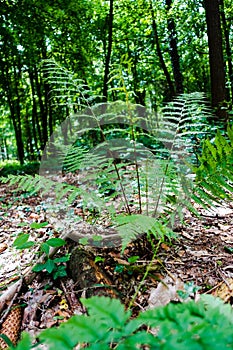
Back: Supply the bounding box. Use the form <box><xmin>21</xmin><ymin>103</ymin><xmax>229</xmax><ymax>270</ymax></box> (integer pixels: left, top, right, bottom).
<box><xmin>0</xmin><ymin>0</ymin><xmax>232</xmax><ymax>163</ymax></box>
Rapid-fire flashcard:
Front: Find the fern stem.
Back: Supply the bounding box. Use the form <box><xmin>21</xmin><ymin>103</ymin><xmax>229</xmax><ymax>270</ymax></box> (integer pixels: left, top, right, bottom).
<box><xmin>113</xmin><ymin>162</ymin><xmax>131</xmax><ymax>215</ymax></box>
<box><xmin>128</xmin><ymin>239</ymin><xmax>162</xmax><ymax>309</ymax></box>
<box><xmin>76</xmin><ymin>83</ymin><xmax>132</xmax><ymax>215</ymax></box>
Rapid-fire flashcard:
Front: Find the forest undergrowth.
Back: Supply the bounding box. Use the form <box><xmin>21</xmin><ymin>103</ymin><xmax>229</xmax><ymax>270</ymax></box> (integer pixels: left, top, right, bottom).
<box><xmin>1</xmin><ymin>85</ymin><xmax>233</xmax><ymax>348</ymax></box>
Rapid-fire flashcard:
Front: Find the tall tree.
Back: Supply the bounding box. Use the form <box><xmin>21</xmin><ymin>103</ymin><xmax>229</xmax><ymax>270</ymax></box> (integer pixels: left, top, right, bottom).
<box><xmin>165</xmin><ymin>0</ymin><xmax>184</xmax><ymax>94</ymax></box>
<box><xmin>204</xmin><ymin>0</ymin><xmax>227</xmax><ymax>119</ymax></box>
<box><xmin>103</xmin><ymin>0</ymin><xmax>114</xmax><ymax>100</ymax></box>
<box><xmin>219</xmin><ymin>0</ymin><xmax>233</xmax><ymax>108</ymax></box>
<box><xmin>150</xmin><ymin>1</ymin><xmax>175</xmax><ymax>100</ymax></box>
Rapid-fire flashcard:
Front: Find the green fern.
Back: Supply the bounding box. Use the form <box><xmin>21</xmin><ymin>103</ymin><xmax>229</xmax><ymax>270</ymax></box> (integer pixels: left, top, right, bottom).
<box><xmin>191</xmin><ymin>125</ymin><xmax>233</xmax><ymax>207</ymax></box>
<box><xmin>11</xmin><ymin>295</ymin><xmax>233</xmax><ymax>349</ymax></box>
<box><xmin>0</xmin><ymin>94</ymin><xmax>217</xmax><ymax>249</ymax></box>
<box><xmin>1</xmin><ymin>59</ymin><xmax>225</xmax><ymax>248</ymax></box>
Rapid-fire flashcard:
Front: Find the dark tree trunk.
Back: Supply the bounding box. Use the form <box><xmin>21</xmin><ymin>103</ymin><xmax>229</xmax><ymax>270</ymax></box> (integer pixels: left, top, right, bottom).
<box><xmin>166</xmin><ymin>0</ymin><xmax>184</xmax><ymax>94</ymax></box>
<box><xmin>7</xmin><ymin>94</ymin><xmax>24</xmax><ymax>165</ymax></box>
<box><xmin>12</xmin><ymin>61</ymin><xmax>24</xmax><ymax>164</ymax></box>
<box><xmin>28</xmin><ymin>66</ymin><xmax>40</xmax><ymax>154</ymax></box>
<box><xmin>204</xmin><ymin>0</ymin><xmax>227</xmax><ymax>120</ymax></box>
<box><xmin>151</xmin><ymin>3</ymin><xmax>175</xmax><ymax>100</ymax></box>
<box><xmin>103</xmin><ymin>0</ymin><xmax>114</xmax><ymax>101</ymax></box>
<box><xmin>219</xmin><ymin>0</ymin><xmax>233</xmax><ymax>108</ymax></box>
<box><xmin>129</xmin><ymin>50</ymin><xmax>146</xmax><ymax>105</ymax></box>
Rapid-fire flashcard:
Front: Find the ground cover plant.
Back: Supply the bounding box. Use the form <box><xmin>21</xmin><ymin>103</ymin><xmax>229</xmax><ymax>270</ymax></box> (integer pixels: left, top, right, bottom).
<box><xmin>3</xmin><ymin>294</ymin><xmax>232</xmax><ymax>350</ymax></box>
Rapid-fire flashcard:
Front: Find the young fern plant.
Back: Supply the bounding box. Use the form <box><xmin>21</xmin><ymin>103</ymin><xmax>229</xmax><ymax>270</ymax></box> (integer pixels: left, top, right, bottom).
<box><xmin>0</xmin><ymin>59</ymin><xmax>222</xmax><ymax>250</ymax></box>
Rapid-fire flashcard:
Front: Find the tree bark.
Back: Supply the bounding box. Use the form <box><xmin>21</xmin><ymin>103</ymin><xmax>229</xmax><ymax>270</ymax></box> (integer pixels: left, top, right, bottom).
<box><xmin>204</xmin><ymin>0</ymin><xmax>227</xmax><ymax>120</ymax></box>
<box><xmin>103</xmin><ymin>0</ymin><xmax>114</xmax><ymax>101</ymax></box>
<box><xmin>28</xmin><ymin>66</ymin><xmax>40</xmax><ymax>154</ymax></box>
<box><xmin>219</xmin><ymin>0</ymin><xmax>233</xmax><ymax>108</ymax></box>
<box><xmin>165</xmin><ymin>0</ymin><xmax>183</xmax><ymax>94</ymax></box>
<box><xmin>151</xmin><ymin>3</ymin><xmax>175</xmax><ymax>100</ymax></box>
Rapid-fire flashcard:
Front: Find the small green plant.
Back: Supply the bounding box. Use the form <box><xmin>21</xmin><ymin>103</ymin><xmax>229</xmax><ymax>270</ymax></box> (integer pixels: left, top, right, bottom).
<box><xmin>177</xmin><ymin>281</ymin><xmax>201</xmax><ymax>300</ymax></box>
<box><xmin>32</xmin><ymin>238</ymin><xmax>69</xmax><ymax>280</ymax></box>
<box><xmin>13</xmin><ymin>222</ymin><xmax>69</xmax><ymax>280</ymax></box>
<box><xmin>10</xmin><ymin>295</ymin><xmax>233</xmax><ymax>349</ymax></box>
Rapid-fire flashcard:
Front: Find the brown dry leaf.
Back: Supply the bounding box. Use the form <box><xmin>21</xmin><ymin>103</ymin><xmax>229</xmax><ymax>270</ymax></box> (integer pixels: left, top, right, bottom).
<box><xmin>212</xmin><ymin>278</ymin><xmax>233</xmax><ymax>303</ymax></box>
<box><xmin>160</xmin><ymin>243</ymin><xmax>170</xmax><ymax>251</ymax></box>
<box><xmin>0</xmin><ymin>243</ymin><xmax>7</xmax><ymax>254</ymax></box>
<box><xmin>218</xmin><ymin>224</ymin><xmax>231</xmax><ymax>231</ymax></box>
<box><xmin>147</xmin><ymin>275</ymin><xmax>185</xmax><ymax>309</ymax></box>
<box><xmin>29</xmin><ymin>213</ymin><xmax>40</xmax><ymax>220</ymax></box>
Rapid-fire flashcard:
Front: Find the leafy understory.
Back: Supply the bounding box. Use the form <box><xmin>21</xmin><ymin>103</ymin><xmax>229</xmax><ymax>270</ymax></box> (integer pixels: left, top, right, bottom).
<box><xmin>2</xmin><ymin>89</ymin><xmax>231</xmax><ymax>250</ymax></box>
<box><xmin>10</xmin><ymin>295</ymin><xmax>233</xmax><ymax>349</ymax></box>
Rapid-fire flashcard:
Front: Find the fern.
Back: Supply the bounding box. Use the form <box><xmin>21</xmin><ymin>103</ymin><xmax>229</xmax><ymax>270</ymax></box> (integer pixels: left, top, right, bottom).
<box><xmin>41</xmin><ymin>59</ymin><xmax>96</xmax><ymax>108</ymax></box>
<box><xmin>1</xmin><ymin>59</ymin><xmax>226</xmax><ymax>248</ymax></box>
<box><xmin>11</xmin><ymin>295</ymin><xmax>233</xmax><ymax>349</ymax></box>
<box><xmin>1</xmin><ymin>93</ymin><xmax>217</xmax><ymax>249</ymax></box>
<box><xmin>191</xmin><ymin>125</ymin><xmax>233</xmax><ymax>207</ymax></box>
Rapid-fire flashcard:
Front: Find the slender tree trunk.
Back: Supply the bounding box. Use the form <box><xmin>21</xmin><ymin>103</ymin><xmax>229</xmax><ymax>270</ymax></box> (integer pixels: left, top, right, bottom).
<box><xmin>13</xmin><ymin>61</ymin><xmax>24</xmax><ymax>164</ymax></box>
<box><xmin>103</xmin><ymin>0</ymin><xmax>114</xmax><ymax>101</ymax></box>
<box><xmin>165</xmin><ymin>0</ymin><xmax>183</xmax><ymax>94</ymax></box>
<box><xmin>204</xmin><ymin>0</ymin><xmax>227</xmax><ymax>120</ymax></box>
<box><xmin>129</xmin><ymin>50</ymin><xmax>146</xmax><ymax>105</ymax></box>
<box><xmin>28</xmin><ymin>66</ymin><xmax>40</xmax><ymax>154</ymax></box>
<box><xmin>219</xmin><ymin>0</ymin><xmax>233</xmax><ymax>108</ymax></box>
<box><xmin>150</xmin><ymin>3</ymin><xmax>175</xmax><ymax>100</ymax></box>
<box><xmin>25</xmin><ymin>105</ymin><xmax>34</xmax><ymax>160</ymax></box>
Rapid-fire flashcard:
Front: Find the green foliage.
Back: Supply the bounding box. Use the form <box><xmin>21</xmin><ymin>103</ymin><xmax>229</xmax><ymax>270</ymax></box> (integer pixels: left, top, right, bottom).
<box><xmin>191</xmin><ymin>125</ymin><xmax>233</xmax><ymax>208</ymax></box>
<box><xmin>1</xmin><ymin>93</ymin><xmax>231</xmax><ymax>250</ymax></box>
<box><xmin>12</xmin><ymin>295</ymin><xmax>233</xmax><ymax>349</ymax></box>
<box><xmin>0</xmin><ymin>161</ymin><xmax>39</xmax><ymax>177</ymax></box>
<box><xmin>12</xmin><ymin>222</ymin><xmax>69</xmax><ymax>280</ymax></box>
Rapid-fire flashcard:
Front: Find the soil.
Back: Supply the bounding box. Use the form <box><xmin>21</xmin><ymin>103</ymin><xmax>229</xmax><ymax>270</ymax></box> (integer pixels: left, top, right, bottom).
<box><xmin>0</xmin><ymin>181</ymin><xmax>233</xmax><ymax>342</ymax></box>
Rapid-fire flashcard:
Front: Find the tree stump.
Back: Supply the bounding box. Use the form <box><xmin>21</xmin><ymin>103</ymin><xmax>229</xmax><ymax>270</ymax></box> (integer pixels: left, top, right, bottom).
<box><xmin>68</xmin><ymin>247</ymin><xmax>117</xmax><ymax>298</ymax></box>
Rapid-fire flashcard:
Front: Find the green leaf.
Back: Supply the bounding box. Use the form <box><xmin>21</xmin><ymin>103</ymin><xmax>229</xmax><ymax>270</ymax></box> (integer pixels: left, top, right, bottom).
<box><xmin>67</xmin><ymin>315</ymin><xmax>109</xmax><ymax>343</ymax></box>
<box><xmin>32</xmin><ymin>263</ymin><xmax>47</xmax><ymax>272</ymax></box>
<box><xmin>46</xmin><ymin>238</ymin><xmax>66</xmax><ymax>247</ymax></box>
<box><xmin>40</xmin><ymin>326</ymin><xmax>79</xmax><ymax>350</ymax></box>
<box><xmin>40</xmin><ymin>242</ymin><xmax>50</xmax><ymax>255</ymax></box>
<box><xmin>79</xmin><ymin>237</ymin><xmax>88</xmax><ymax>245</ymax></box>
<box><xmin>13</xmin><ymin>234</ymin><xmax>35</xmax><ymax>250</ymax></box>
<box><xmin>0</xmin><ymin>334</ymin><xmax>14</xmax><ymax>348</ymax></box>
<box><xmin>30</xmin><ymin>222</ymin><xmax>48</xmax><ymax>229</ymax></box>
<box><xmin>53</xmin><ymin>255</ymin><xmax>70</xmax><ymax>263</ymax></box>
<box><xmin>44</xmin><ymin>259</ymin><xmax>56</xmax><ymax>273</ymax></box>
<box><xmin>13</xmin><ymin>234</ymin><xmax>29</xmax><ymax>247</ymax></box>
<box><xmin>117</xmin><ymin>331</ymin><xmax>156</xmax><ymax>349</ymax></box>
<box><xmin>81</xmin><ymin>296</ymin><xmax>131</xmax><ymax>328</ymax></box>
<box><xmin>17</xmin><ymin>222</ymin><xmax>28</xmax><ymax>227</ymax></box>
<box><xmin>52</xmin><ymin>265</ymin><xmax>67</xmax><ymax>279</ymax></box>
<box><xmin>92</xmin><ymin>235</ymin><xmax>102</xmax><ymax>242</ymax></box>
<box><xmin>128</xmin><ymin>255</ymin><xmax>139</xmax><ymax>264</ymax></box>
<box><xmin>12</xmin><ymin>332</ymin><xmax>33</xmax><ymax>350</ymax></box>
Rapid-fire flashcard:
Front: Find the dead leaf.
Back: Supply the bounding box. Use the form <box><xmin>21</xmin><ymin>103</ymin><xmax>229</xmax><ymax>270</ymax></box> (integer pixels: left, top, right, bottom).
<box><xmin>147</xmin><ymin>275</ymin><xmax>185</xmax><ymax>308</ymax></box>
<box><xmin>0</xmin><ymin>243</ymin><xmax>7</xmax><ymax>254</ymax></box>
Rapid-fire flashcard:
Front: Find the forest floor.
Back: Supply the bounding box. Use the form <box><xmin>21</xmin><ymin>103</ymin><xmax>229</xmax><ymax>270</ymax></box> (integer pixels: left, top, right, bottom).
<box><xmin>0</xmin><ymin>181</ymin><xmax>233</xmax><ymax>344</ymax></box>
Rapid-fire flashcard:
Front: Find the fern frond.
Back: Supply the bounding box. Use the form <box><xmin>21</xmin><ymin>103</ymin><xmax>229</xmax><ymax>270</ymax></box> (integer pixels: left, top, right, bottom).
<box><xmin>193</xmin><ymin>125</ymin><xmax>233</xmax><ymax>207</ymax></box>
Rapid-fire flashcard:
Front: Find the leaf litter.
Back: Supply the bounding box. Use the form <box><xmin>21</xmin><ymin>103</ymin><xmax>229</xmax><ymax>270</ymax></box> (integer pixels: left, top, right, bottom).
<box><xmin>0</xmin><ymin>181</ymin><xmax>233</xmax><ymax>341</ymax></box>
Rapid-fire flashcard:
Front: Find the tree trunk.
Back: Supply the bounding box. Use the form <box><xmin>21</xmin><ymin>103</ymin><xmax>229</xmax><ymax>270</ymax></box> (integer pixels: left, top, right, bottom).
<box><xmin>28</xmin><ymin>66</ymin><xmax>40</xmax><ymax>154</ymax></box>
<box><xmin>204</xmin><ymin>0</ymin><xmax>227</xmax><ymax>120</ymax></box>
<box><xmin>219</xmin><ymin>0</ymin><xmax>233</xmax><ymax>109</ymax></box>
<box><xmin>151</xmin><ymin>3</ymin><xmax>175</xmax><ymax>100</ymax></box>
<box><xmin>165</xmin><ymin>0</ymin><xmax>183</xmax><ymax>94</ymax></box>
<box><xmin>103</xmin><ymin>0</ymin><xmax>114</xmax><ymax>101</ymax></box>
<box><xmin>13</xmin><ymin>61</ymin><xmax>24</xmax><ymax>164</ymax></box>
